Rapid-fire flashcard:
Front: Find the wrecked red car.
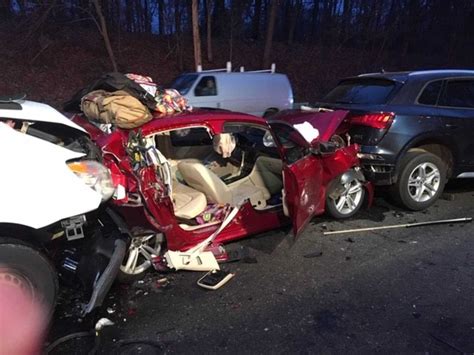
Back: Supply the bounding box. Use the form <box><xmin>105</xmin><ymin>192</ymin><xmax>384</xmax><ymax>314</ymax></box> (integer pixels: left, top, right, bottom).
<box><xmin>73</xmin><ymin>108</ymin><xmax>372</xmax><ymax>276</ymax></box>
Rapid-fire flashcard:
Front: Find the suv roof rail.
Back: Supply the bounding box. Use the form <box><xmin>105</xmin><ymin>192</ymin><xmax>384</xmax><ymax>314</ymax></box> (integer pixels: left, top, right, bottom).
<box><xmin>196</xmin><ymin>62</ymin><xmax>276</xmax><ymax>74</ymax></box>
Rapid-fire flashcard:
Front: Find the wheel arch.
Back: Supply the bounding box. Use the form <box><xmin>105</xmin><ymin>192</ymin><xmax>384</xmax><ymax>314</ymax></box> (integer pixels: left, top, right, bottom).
<box><xmin>0</xmin><ymin>223</ymin><xmax>49</xmax><ymax>247</ymax></box>
<box><xmin>396</xmin><ymin>135</ymin><xmax>456</xmax><ymax>179</ymax></box>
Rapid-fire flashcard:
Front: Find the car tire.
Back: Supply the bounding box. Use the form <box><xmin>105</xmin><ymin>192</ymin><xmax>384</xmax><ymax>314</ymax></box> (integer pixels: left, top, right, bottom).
<box><xmin>0</xmin><ymin>238</ymin><xmax>58</xmax><ymax>316</ymax></box>
<box><xmin>326</xmin><ymin>176</ymin><xmax>365</xmax><ymax>219</ymax></box>
<box><xmin>118</xmin><ymin>233</ymin><xmax>162</xmax><ymax>283</ymax></box>
<box><xmin>391</xmin><ymin>150</ymin><xmax>446</xmax><ymax>211</ymax></box>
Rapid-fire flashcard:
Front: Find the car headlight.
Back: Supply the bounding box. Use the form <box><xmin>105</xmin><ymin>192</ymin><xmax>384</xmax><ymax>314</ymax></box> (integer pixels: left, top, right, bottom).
<box><xmin>68</xmin><ymin>160</ymin><xmax>115</xmax><ymax>201</ymax></box>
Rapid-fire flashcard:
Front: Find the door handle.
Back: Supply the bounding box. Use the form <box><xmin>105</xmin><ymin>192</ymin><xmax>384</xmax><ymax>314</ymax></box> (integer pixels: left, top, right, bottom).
<box><xmin>445</xmin><ymin>123</ymin><xmax>458</xmax><ymax>129</ymax></box>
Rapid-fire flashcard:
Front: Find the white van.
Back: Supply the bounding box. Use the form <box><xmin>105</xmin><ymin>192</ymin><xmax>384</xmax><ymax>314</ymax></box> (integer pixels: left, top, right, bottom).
<box><xmin>170</xmin><ymin>64</ymin><xmax>294</xmax><ymax>117</ymax></box>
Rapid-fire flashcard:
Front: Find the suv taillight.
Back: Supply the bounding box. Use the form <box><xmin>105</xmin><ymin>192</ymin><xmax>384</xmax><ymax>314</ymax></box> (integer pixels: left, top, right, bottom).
<box><xmin>350</xmin><ymin>112</ymin><xmax>394</xmax><ymax>129</ymax></box>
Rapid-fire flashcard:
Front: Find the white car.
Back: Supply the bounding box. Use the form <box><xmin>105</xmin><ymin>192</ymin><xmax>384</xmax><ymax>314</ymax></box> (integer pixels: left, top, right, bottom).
<box><xmin>0</xmin><ymin>97</ymin><xmax>127</xmax><ymax>316</ymax></box>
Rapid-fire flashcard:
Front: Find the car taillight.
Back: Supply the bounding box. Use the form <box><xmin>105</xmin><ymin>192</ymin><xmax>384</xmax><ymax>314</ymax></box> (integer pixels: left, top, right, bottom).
<box><xmin>350</xmin><ymin>112</ymin><xmax>394</xmax><ymax>129</ymax></box>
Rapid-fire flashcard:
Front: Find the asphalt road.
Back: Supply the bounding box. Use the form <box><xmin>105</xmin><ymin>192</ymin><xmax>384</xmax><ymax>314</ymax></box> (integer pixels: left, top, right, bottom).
<box><xmin>50</xmin><ymin>180</ymin><xmax>474</xmax><ymax>354</ymax></box>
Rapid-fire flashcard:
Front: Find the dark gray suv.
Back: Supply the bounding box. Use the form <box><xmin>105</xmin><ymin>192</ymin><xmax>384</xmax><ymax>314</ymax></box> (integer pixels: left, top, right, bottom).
<box><xmin>319</xmin><ymin>70</ymin><xmax>474</xmax><ymax>210</ymax></box>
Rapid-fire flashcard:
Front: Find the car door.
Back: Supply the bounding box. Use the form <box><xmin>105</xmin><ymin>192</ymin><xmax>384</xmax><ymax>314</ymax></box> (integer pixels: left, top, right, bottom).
<box><xmin>269</xmin><ymin>122</ymin><xmax>324</xmax><ymax>236</ymax></box>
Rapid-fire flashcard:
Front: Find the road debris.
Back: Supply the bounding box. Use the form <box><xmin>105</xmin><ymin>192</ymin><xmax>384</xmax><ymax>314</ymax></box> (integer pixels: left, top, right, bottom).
<box><xmin>223</xmin><ymin>245</ymin><xmax>250</xmax><ymax>263</ymax></box>
<box><xmin>412</xmin><ymin>312</ymin><xmax>421</xmax><ymax>319</ymax></box>
<box><xmin>323</xmin><ymin>218</ymin><xmax>472</xmax><ymax>235</ymax></box>
<box><xmin>197</xmin><ymin>269</ymin><xmax>235</xmax><ymax>290</ymax></box>
<box><xmin>303</xmin><ymin>251</ymin><xmax>323</xmax><ymax>258</ymax></box>
<box><xmin>441</xmin><ymin>193</ymin><xmax>455</xmax><ymax>201</ymax></box>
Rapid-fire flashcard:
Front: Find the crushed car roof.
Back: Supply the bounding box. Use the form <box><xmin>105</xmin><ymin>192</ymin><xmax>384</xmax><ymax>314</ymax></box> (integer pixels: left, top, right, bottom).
<box><xmin>139</xmin><ymin>109</ymin><xmax>267</xmax><ymax>135</ymax></box>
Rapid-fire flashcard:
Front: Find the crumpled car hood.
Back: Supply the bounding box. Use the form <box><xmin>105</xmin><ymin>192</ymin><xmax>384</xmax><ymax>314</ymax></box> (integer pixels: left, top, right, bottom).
<box><xmin>0</xmin><ymin>123</ymin><xmax>101</xmax><ymax>229</ymax></box>
<box><xmin>0</xmin><ymin>100</ymin><xmax>87</xmax><ymax>133</ymax></box>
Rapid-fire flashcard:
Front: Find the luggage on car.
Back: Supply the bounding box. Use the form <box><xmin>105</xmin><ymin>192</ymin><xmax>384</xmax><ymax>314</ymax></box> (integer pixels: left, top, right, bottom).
<box><xmin>66</xmin><ymin>72</ymin><xmax>192</xmax><ymax>130</ymax></box>
<box><xmin>81</xmin><ymin>90</ymin><xmax>152</xmax><ymax>129</ymax></box>
<box><xmin>64</xmin><ymin>72</ymin><xmax>159</xmax><ymax>112</ymax></box>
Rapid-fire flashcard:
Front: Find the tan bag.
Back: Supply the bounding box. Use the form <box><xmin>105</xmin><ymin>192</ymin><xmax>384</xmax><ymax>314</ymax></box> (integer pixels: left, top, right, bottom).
<box><xmin>81</xmin><ymin>90</ymin><xmax>152</xmax><ymax>129</ymax></box>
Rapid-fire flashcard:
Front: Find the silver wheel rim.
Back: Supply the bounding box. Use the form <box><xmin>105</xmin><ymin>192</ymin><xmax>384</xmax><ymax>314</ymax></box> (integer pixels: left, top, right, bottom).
<box><xmin>407</xmin><ymin>162</ymin><xmax>441</xmax><ymax>203</ymax></box>
<box><xmin>332</xmin><ymin>180</ymin><xmax>363</xmax><ymax>215</ymax></box>
<box><xmin>120</xmin><ymin>234</ymin><xmax>161</xmax><ymax>275</ymax></box>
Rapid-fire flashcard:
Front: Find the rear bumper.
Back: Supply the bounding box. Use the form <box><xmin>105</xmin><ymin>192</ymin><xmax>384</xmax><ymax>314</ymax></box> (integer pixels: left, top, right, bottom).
<box><xmin>360</xmin><ymin>160</ymin><xmax>396</xmax><ymax>185</ymax></box>
<box><xmin>358</xmin><ymin>146</ymin><xmax>398</xmax><ymax>185</ymax></box>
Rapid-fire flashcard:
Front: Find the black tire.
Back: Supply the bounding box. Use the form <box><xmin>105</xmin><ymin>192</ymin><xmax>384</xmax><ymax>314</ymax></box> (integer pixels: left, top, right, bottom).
<box><xmin>391</xmin><ymin>150</ymin><xmax>446</xmax><ymax>211</ymax></box>
<box><xmin>326</xmin><ymin>177</ymin><xmax>365</xmax><ymax>219</ymax></box>
<box><xmin>0</xmin><ymin>238</ymin><xmax>58</xmax><ymax>316</ymax></box>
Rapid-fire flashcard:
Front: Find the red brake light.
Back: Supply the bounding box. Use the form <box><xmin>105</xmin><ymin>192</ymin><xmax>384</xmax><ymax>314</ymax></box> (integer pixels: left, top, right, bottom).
<box><xmin>350</xmin><ymin>112</ymin><xmax>394</xmax><ymax>129</ymax></box>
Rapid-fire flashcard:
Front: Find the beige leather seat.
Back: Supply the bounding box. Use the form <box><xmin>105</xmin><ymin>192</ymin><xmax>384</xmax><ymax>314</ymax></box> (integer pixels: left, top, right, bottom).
<box><xmin>172</xmin><ymin>181</ymin><xmax>207</xmax><ymax>219</ymax></box>
<box><xmin>178</xmin><ymin>161</ymin><xmax>270</xmax><ymax>208</ymax></box>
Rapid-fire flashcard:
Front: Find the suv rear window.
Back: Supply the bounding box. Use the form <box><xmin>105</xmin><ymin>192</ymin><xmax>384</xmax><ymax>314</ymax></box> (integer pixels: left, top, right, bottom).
<box><xmin>323</xmin><ymin>78</ymin><xmax>396</xmax><ymax>105</ymax></box>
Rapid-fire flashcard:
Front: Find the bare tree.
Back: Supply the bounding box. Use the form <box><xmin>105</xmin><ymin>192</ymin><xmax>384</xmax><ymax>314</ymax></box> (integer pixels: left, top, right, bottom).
<box><xmin>23</xmin><ymin>0</ymin><xmax>58</xmax><ymax>45</ymax></box>
<box><xmin>206</xmin><ymin>0</ymin><xmax>213</xmax><ymax>62</ymax></box>
<box><xmin>262</xmin><ymin>0</ymin><xmax>279</xmax><ymax>68</ymax></box>
<box><xmin>252</xmin><ymin>0</ymin><xmax>262</xmax><ymax>40</ymax></box>
<box><xmin>174</xmin><ymin>0</ymin><xmax>184</xmax><ymax>70</ymax></box>
<box><xmin>287</xmin><ymin>0</ymin><xmax>302</xmax><ymax>45</ymax></box>
<box><xmin>92</xmin><ymin>0</ymin><xmax>118</xmax><ymax>72</ymax></box>
<box><xmin>0</xmin><ymin>0</ymin><xmax>13</xmax><ymax>18</ymax></box>
<box><xmin>158</xmin><ymin>0</ymin><xmax>165</xmax><ymax>35</ymax></box>
<box><xmin>191</xmin><ymin>0</ymin><xmax>202</xmax><ymax>70</ymax></box>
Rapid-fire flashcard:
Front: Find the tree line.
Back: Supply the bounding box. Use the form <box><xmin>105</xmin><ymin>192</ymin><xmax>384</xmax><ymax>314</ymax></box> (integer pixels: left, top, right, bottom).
<box><xmin>1</xmin><ymin>0</ymin><xmax>473</xmax><ymax>70</ymax></box>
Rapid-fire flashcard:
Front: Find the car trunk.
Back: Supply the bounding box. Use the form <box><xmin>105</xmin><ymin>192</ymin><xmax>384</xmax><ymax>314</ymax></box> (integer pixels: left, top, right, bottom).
<box><xmin>319</xmin><ymin>77</ymin><xmax>404</xmax><ymax>146</ymax></box>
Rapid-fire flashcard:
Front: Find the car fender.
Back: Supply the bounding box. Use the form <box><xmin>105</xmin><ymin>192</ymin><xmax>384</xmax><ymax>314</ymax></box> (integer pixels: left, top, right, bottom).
<box><xmin>0</xmin><ymin>124</ymin><xmax>102</xmax><ymax>229</ymax></box>
<box><xmin>394</xmin><ymin>131</ymin><xmax>458</xmax><ymax>173</ymax></box>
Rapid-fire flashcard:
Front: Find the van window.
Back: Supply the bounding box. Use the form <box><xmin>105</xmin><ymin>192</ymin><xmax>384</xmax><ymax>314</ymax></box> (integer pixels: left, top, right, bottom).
<box><xmin>171</xmin><ymin>74</ymin><xmax>198</xmax><ymax>95</ymax></box>
<box><xmin>439</xmin><ymin>80</ymin><xmax>474</xmax><ymax>108</ymax></box>
<box><xmin>194</xmin><ymin>76</ymin><xmax>217</xmax><ymax>97</ymax></box>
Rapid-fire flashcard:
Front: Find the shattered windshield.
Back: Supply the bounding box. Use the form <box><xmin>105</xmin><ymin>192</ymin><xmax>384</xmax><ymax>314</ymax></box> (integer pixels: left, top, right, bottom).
<box><xmin>170</xmin><ymin>74</ymin><xmax>198</xmax><ymax>95</ymax></box>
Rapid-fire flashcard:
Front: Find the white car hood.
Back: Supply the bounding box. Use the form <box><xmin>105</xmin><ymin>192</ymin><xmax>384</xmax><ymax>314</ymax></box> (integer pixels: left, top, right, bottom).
<box><xmin>0</xmin><ymin>123</ymin><xmax>102</xmax><ymax>229</ymax></box>
<box><xmin>0</xmin><ymin>100</ymin><xmax>86</xmax><ymax>133</ymax></box>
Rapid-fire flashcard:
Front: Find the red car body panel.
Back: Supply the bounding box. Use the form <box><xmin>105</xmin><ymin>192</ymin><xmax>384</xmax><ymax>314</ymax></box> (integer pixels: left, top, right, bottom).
<box><xmin>272</xmin><ymin>110</ymin><xmax>349</xmax><ymax>142</ymax></box>
<box><xmin>72</xmin><ymin>109</ymin><xmax>371</xmax><ymax>251</ymax></box>
<box><xmin>282</xmin><ymin>154</ymin><xmax>324</xmax><ymax>235</ymax></box>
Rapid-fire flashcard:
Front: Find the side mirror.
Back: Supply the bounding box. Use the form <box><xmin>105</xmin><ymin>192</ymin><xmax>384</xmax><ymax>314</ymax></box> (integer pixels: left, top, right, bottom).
<box><xmin>319</xmin><ymin>141</ymin><xmax>337</xmax><ymax>154</ymax></box>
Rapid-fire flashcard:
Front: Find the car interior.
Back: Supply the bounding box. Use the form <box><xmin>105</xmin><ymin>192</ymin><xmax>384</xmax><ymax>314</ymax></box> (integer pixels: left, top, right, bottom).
<box><xmin>145</xmin><ymin>124</ymin><xmax>285</xmax><ymax>229</ymax></box>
